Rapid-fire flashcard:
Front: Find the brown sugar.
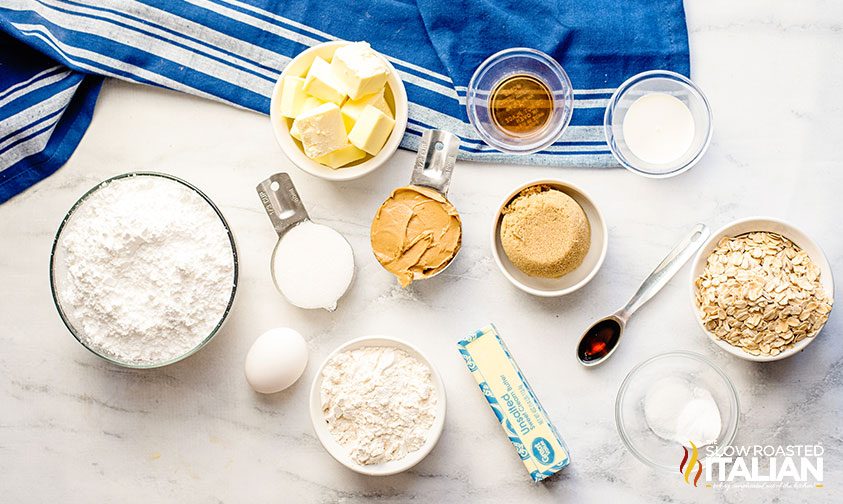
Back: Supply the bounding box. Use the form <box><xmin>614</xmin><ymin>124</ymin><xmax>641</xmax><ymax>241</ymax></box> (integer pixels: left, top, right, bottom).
<box><xmin>500</xmin><ymin>185</ymin><xmax>590</xmax><ymax>278</ymax></box>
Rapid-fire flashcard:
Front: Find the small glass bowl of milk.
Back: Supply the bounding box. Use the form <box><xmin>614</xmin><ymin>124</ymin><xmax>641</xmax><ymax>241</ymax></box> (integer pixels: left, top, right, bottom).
<box><xmin>604</xmin><ymin>70</ymin><xmax>712</xmax><ymax>178</ymax></box>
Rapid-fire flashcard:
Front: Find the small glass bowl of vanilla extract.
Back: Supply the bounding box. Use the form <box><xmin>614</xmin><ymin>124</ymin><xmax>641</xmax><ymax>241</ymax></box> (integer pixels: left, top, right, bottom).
<box><xmin>466</xmin><ymin>48</ymin><xmax>574</xmax><ymax>155</ymax></box>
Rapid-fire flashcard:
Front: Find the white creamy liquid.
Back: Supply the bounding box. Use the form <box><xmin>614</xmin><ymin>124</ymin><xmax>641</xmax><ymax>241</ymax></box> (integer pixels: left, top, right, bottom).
<box><xmin>622</xmin><ymin>93</ymin><xmax>695</xmax><ymax>165</ymax></box>
<box><xmin>272</xmin><ymin>221</ymin><xmax>354</xmax><ymax>311</ymax></box>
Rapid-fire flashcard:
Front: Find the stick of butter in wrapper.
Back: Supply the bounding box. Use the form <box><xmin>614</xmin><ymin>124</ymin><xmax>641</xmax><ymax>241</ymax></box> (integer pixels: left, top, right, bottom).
<box><xmin>457</xmin><ymin>324</ymin><xmax>570</xmax><ymax>482</ymax></box>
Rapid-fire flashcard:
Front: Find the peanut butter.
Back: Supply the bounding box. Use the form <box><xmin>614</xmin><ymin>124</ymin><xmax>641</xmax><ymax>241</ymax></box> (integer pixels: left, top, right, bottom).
<box><xmin>371</xmin><ymin>185</ymin><xmax>461</xmax><ymax>287</ymax></box>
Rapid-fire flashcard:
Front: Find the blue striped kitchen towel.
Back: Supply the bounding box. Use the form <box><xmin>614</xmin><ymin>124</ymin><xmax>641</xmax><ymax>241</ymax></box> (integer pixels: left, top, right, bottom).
<box><xmin>0</xmin><ymin>0</ymin><xmax>689</xmax><ymax>204</ymax></box>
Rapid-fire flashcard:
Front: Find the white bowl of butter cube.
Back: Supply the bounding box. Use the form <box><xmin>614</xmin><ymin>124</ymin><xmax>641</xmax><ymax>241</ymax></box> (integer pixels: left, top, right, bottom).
<box><xmin>270</xmin><ymin>41</ymin><xmax>408</xmax><ymax>181</ymax></box>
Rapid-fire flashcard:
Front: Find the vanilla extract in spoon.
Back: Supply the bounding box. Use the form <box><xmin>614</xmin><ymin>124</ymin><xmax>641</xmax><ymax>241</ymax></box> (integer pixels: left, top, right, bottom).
<box><xmin>576</xmin><ymin>224</ymin><xmax>710</xmax><ymax>367</ymax></box>
<box><xmin>490</xmin><ymin>75</ymin><xmax>552</xmax><ymax>136</ymax></box>
<box><xmin>579</xmin><ymin>318</ymin><xmax>622</xmax><ymax>363</ymax></box>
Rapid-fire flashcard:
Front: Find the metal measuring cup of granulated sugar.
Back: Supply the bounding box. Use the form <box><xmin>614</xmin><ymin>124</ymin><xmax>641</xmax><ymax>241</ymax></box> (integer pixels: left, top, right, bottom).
<box><xmin>256</xmin><ymin>173</ymin><xmax>355</xmax><ymax>311</ymax></box>
<box><xmin>370</xmin><ymin>130</ymin><xmax>463</xmax><ymax>287</ymax></box>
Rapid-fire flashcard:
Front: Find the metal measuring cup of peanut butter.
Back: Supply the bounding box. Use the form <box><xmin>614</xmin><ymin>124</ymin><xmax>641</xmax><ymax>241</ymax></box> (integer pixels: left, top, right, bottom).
<box><xmin>370</xmin><ymin>130</ymin><xmax>462</xmax><ymax>287</ymax></box>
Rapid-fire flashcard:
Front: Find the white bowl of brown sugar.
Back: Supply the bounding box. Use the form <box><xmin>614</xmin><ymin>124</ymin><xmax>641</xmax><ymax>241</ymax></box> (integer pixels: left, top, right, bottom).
<box><xmin>490</xmin><ymin>179</ymin><xmax>608</xmax><ymax>297</ymax></box>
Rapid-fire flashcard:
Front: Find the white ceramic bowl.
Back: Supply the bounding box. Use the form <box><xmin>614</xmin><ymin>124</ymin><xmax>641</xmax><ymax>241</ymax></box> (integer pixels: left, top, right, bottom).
<box><xmin>491</xmin><ymin>179</ymin><xmax>608</xmax><ymax>297</ymax></box>
<box><xmin>309</xmin><ymin>336</ymin><xmax>446</xmax><ymax>476</ymax></box>
<box><xmin>269</xmin><ymin>41</ymin><xmax>408</xmax><ymax>181</ymax></box>
<box><xmin>689</xmin><ymin>217</ymin><xmax>835</xmax><ymax>362</ymax></box>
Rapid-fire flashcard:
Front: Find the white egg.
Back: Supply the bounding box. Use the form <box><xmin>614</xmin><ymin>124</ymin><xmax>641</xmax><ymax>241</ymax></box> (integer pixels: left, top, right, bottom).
<box><xmin>245</xmin><ymin>328</ymin><xmax>308</xmax><ymax>394</ymax></box>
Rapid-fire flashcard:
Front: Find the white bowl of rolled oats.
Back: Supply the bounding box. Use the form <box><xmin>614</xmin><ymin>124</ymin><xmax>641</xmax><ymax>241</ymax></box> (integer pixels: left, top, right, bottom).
<box><xmin>690</xmin><ymin>217</ymin><xmax>834</xmax><ymax>362</ymax></box>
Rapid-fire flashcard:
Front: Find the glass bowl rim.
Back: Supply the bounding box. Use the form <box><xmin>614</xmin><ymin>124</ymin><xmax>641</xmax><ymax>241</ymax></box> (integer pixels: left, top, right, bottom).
<box><xmin>49</xmin><ymin>171</ymin><xmax>239</xmax><ymax>369</ymax></box>
<box><xmin>603</xmin><ymin>69</ymin><xmax>713</xmax><ymax>179</ymax></box>
<box><xmin>614</xmin><ymin>350</ymin><xmax>740</xmax><ymax>471</ymax></box>
<box><xmin>466</xmin><ymin>47</ymin><xmax>574</xmax><ymax>155</ymax></box>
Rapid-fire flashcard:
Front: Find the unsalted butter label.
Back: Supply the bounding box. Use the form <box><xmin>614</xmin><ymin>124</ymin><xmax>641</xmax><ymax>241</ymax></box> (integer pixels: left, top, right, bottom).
<box><xmin>457</xmin><ymin>324</ymin><xmax>570</xmax><ymax>482</ymax></box>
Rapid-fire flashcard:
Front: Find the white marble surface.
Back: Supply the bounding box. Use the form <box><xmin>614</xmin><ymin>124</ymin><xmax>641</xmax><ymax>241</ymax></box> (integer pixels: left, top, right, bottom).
<box><xmin>2</xmin><ymin>1</ymin><xmax>842</xmax><ymax>502</ymax></box>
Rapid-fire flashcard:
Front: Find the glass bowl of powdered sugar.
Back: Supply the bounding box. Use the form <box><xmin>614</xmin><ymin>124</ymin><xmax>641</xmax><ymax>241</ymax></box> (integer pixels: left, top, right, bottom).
<box><xmin>615</xmin><ymin>351</ymin><xmax>739</xmax><ymax>472</ymax></box>
<box><xmin>50</xmin><ymin>172</ymin><xmax>238</xmax><ymax>369</ymax></box>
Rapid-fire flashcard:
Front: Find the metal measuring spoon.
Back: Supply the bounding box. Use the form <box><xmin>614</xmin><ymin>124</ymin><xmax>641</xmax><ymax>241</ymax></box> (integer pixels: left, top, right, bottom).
<box><xmin>576</xmin><ymin>223</ymin><xmax>710</xmax><ymax>367</ymax></box>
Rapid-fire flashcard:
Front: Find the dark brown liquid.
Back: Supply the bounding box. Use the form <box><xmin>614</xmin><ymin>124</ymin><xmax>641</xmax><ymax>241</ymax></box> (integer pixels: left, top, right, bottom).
<box><xmin>577</xmin><ymin>319</ymin><xmax>621</xmax><ymax>363</ymax></box>
<box><xmin>490</xmin><ymin>75</ymin><xmax>552</xmax><ymax>136</ymax></box>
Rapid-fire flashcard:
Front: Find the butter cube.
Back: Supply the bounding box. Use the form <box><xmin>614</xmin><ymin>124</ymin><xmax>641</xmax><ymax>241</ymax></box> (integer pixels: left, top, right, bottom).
<box><xmin>331</xmin><ymin>42</ymin><xmax>389</xmax><ymax>100</ymax></box>
<box><xmin>348</xmin><ymin>105</ymin><xmax>395</xmax><ymax>155</ymax></box>
<box><xmin>301</xmin><ymin>96</ymin><xmax>325</xmax><ymax>113</ymax></box>
<box><xmin>341</xmin><ymin>91</ymin><xmax>392</xmax><ymax>132</ymax></box>
<box><xmin>278</xmin><ymin>76</ymin><xmax>308</xmax><ymax>118</ymax></box>
<box><xmin>315</xmin><ymin>143</ymin><xmax>367</xmax><ymax>169</ymax></box>
<box><xmin>302</xmin><ymin>57</ymin><xmax>347</xmax><ymax>105</ymax></box>
<box><xmin>290</xmin><ymin>97</ymin><xmax>326</xmax><ymax>141</ymax></box>
<box><xmin>292</xmin><ymin>102</ymin><xmax>347</xmax><ymax>159</ymax></box>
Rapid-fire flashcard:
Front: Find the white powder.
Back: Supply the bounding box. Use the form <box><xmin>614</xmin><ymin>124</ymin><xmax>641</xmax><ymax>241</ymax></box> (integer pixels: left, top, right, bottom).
<box><xmin>643</xmin><ymin>376</ymin><xmax>722</xmax><ymax>446</ymax></box>
<box><xmin>55</xmin><ymin>175</ymin><xmax>236</xmax><ymax>366</ymax></box>
<box><xmin>320</xmin><ymin>346</ymin><xmax>437</xmax><ymax>465</ymax></box>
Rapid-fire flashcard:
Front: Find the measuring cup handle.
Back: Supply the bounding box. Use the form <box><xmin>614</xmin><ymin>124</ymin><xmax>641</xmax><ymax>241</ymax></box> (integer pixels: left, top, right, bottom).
<box><xmin>618</xmin><ymin>223</ymin><xmax>710</xmax><ymax>320</ymax></box>
<box><xmin>410</xmin><ymin>130</ymin><xmax>460</xmax><ymax>195</ymax></box>
<box><xmin>256</xmin><ymin>173</ymin><xmax>310</xmax><ymax>237</ymax></box>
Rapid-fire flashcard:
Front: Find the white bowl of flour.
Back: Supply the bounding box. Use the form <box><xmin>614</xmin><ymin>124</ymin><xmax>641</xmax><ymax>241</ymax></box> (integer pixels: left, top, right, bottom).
<box><xmin>309</xmin><ymin>336</ymin><xmax>446</xmax><ymax>476</ymax></box>
<box><xmin>50</xmin><ymin>173</ymin><xmax>238</xmax><ymax>368</ymax></box>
